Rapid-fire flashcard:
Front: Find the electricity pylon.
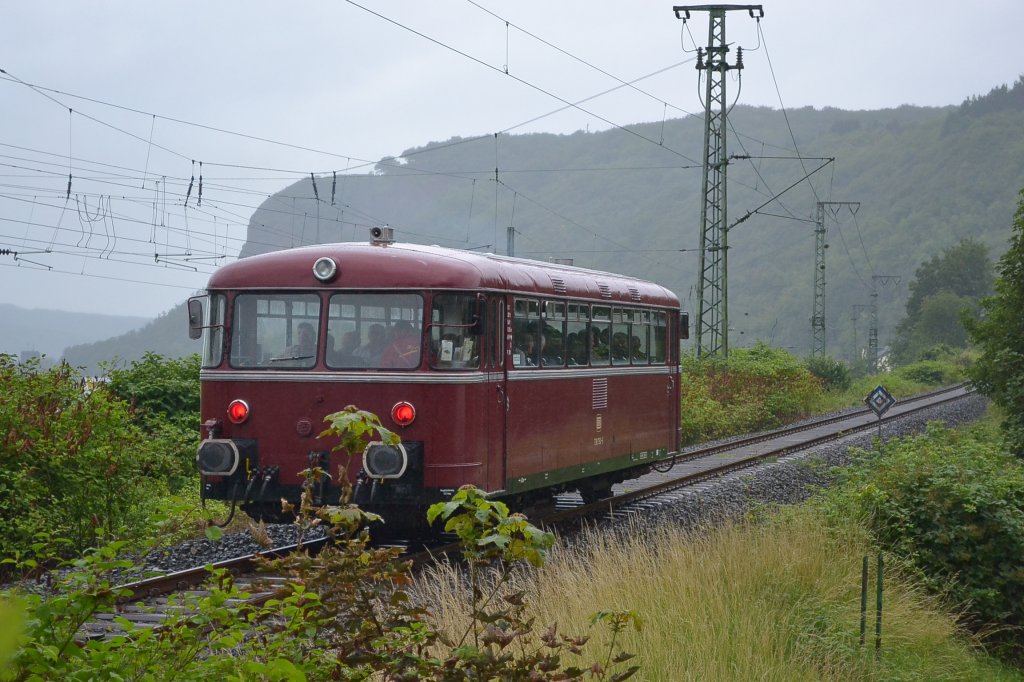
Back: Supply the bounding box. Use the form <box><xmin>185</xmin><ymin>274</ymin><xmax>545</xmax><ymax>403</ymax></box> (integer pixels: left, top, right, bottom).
<box><xmin>674</xmin><ymin>4</ymin><xmax>763</xmax><ymax>358</ymax></box>
<box><xmin>869</xmin><ymin>275</ymin><xmax>901</xmax><ymax>370</ymax></box>
<box><xmin>812</xmin><ymin>201</ymin><xmax>859</xmax><ymax>358</ymax></box>
<box><xmin>851</xmin><ymin>304</ymin><xmax>871</xmax><ymax>365</ymax></box>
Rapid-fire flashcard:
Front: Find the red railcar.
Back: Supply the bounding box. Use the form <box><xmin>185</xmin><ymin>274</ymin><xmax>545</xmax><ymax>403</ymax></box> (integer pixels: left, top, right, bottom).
<box><xmin>189</xmin><ymin>234</ymin><xmax>684</xmax><ymax>532</ymax></box>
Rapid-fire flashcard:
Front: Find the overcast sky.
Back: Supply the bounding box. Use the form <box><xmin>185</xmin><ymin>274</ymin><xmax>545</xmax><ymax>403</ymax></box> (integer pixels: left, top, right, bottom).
<box><xmin>2</xmin><ymin>0</ymin><xmax>1021</xmax><ymax>319</ymax></box>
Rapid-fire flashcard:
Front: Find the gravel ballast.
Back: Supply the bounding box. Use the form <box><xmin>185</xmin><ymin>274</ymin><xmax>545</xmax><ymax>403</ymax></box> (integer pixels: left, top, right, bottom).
<box><xmin>639</xmin><ymin>393</ymin><xmax>991</xmax><ymax>531</ymax></box>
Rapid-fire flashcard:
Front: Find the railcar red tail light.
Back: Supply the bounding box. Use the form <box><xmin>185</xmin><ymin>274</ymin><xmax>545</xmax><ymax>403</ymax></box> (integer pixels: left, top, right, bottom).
<box><xmin>391</xmin><ymin>401</ymin><xmax>416</xmax><ymax>426</ymax></box>
<box><xmin>227</xmin><ymin>399</ymin><xmax>250</xmax><ymax>424</ymax></box>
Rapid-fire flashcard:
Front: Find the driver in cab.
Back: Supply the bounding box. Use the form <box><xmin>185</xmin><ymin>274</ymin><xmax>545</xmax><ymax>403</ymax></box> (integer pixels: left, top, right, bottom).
<box><xmin>381</xmin><ymin>321</ymin><xmax>420</xmax><ymax>368</ymax></box>
<box><xmin>274</xmin><ymin>321</ymin><xmax>316</xmax><ymax>362</ymax></box>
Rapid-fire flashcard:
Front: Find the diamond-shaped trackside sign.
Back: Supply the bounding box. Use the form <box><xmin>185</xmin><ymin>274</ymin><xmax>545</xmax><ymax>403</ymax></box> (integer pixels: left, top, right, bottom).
<box><xmin>865</xmin><ymin>385</ymin><xmax>896</xmax><ymax>418</ymax></box>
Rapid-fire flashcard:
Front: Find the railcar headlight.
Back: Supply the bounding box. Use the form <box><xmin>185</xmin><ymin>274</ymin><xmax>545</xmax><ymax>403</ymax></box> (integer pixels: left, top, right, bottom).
<box><xmin>363</xmin><ymin>442</ymin><xmax>408</xmax><ymax>479</ymax></box>
<box><xmin>312</xmin><ymin>256</ymin><xmax>338</xmax><ymax>282</ymax></box>
<box><xmin>196</xmin><ymin>439</ymin><xmax>241</xmax><ymax>476</ymax></box>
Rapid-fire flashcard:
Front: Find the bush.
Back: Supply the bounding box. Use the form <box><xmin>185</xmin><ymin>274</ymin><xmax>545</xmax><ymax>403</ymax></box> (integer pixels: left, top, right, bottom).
<box><xmin>0</xmin><ymin>356</ymin><xmax>168</xmax><ymax>563</ymax></box>
<box><xmin>826</xmin><ymin>422</ymin><xmax>1024</xmax><ymax>658</ymax></box>
<box><xmin>104</xmin><ymin>353</ymin><xmax>201</xmax><ymax>491</ymax></box>
<box><xmin>104</xmin><ymin>352</ymin><xmax>200</xmax><ymax>431</ymax></box>
<box><xmin>894</xmin><ymin>359</ymin><xmax>962</xmax><ymax>386</ymax></box>
<box><xmin>0</xmin><ymin>350</ymin><xmax>201</xmax><ymax>561</ymax></box>
<box><xmin>804</xmin><ymin>355</ymin><xmax>853</xmax><ymax>391</ymax></box>
<box><xmin>680</xmin><ymin>344</ymin><xmax>824</xmax><ymax>443</ymax></box>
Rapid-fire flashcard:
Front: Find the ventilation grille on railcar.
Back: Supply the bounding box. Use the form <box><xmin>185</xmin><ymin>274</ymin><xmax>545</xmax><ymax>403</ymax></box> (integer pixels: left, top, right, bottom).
<box><xmin>627</xmin><ymin>286</ymin><xmax>641</xmax><ymax>302</ymax></box>
<box><xmin>550</xmin><ymin>276</ymin><xmax>567</xmax><ymax>295</ymax></box>
<box><xmin>592</xmin><ymin>378</ymin><xmax>608</xmax><ymax>410</ymax></box>
<box><xmin>597</xmin><ymin>283</ymin><xmax>612</xmax><ymax>299</ymax></box>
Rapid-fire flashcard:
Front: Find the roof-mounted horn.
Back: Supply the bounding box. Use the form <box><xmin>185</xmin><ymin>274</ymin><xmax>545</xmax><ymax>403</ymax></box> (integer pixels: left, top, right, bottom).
<box><xmin>369</xmin><ymin>226</ymin><xmax>395</xmax><ymax>245</ymax></box>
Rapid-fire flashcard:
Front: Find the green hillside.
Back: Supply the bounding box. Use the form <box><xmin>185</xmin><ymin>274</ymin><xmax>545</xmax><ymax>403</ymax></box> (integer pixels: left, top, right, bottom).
<box><xmin>241</xmin><ymin>81</ymin><xmax>1024</xmax><ymax>359</ymax></box>
<box><xmin>0</xmin><ymin>303</ymin><xmax>149</xmax><ymax>364</ymax></box>
<box><xmin>71</xmin><ymin>78</ymin><xmax>1024</xmax><ymax>368</ymax></box>
<box><xmin>62</xmin><ymin>306</ymin><xmax>200</xmax><ymax>374</ymax></box>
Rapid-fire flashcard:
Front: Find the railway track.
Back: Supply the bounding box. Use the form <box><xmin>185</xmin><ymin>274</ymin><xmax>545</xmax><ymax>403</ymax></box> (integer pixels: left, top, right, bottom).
<box><xmin>557</xmin><ymin>381</ymin><xmax>971</xmax><ymax>521</ymax></box>
<box><xmin>78</xmin><ymin>383</ymin><xmax>973</xmax><ymax>641</ymax></box>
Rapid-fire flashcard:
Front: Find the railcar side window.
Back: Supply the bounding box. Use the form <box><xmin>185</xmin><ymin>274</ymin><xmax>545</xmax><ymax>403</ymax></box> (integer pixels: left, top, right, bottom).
<box><xmin>541</xmin><ymin>301</ymin><xmax>565</xmax><ymax>368</ymax></box>
<box><xmin>591</xmin><ymin>306</ymin><xmax>611</xmax><ymax>366</ymax></box>
<box><xmin>651</xmin><ymin>311</ymin><xmax>667</xmax><ymax>364</ymax></box>
<box><xmin>199</xmin><ymin>294</ymin><xmax>226</xmax><ymax>368</ymax></box>
<box><xmin>231</xmin><ymin>294</ymin><xmax>321</xmax><ymax>368</ymax></box>
<box><xmin>566</xmin><ymin>303</ymin><xmax>589</xmax><ymax>366</ymax></box>
<box><xmin>611</xmin><ymin>308</ymin><xmax>632</xmax><ymax>366</ymax></box>
<box><xmin>632</xmin><ymin>309</ymin><xmax>650</xmax><ymax>365</ymax></box>
<box><xmin>428</xmin><ymin>294</ymin><xmax>481</xmax><ymax>370</ymax></box>
<box><xmin>325</xmin><ymin>293</ymin><xmax>424</xmax><ymax>369</ymax></box>
<box><xmin>512</xmin><ymin>298</ymin><xmax>540</xmax><ymax>368</ymax></box>
<box><xmin>509</xmin><ymin>301</ymin><xmax>672</xmax><ymax>370</ymax></box>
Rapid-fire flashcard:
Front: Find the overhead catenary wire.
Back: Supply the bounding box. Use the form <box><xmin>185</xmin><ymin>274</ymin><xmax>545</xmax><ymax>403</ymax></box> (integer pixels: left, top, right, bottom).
<box><xmin>2</xmin><ymin>55</ymin><xmax>712</xmax><ymax>228</ymax></box>
<box><xmin>339</xmin><ymin>0</ymin><xmax>702</xmax><ymax>167</ymax></box>
<box><xmin>464</xmin><ymin>0</ymin><xmax>702</xmax><ymax>121</ymax></box>
<box><xmin>0</xmin><ymin>62</ymin><xmax>705</xmax><ymax>300</ymax></box>
<box><xmin>1</xmin><ymin>131</ymin><xmax>707</xmax><ymax>265</ymax></box>
<box><xmin>1</xmin><ymin>6</ymin><xmax>791</xmax><ymax>188</ymax></box>
<box><xmin>1</xmin><ymin>6</ymin><xmax>828</xmax><ymax>304</ymax></box>
<box><xmin>756</xmin><ymin>21</ymin><xmax>822</xmax><ymax>204</ymax></box>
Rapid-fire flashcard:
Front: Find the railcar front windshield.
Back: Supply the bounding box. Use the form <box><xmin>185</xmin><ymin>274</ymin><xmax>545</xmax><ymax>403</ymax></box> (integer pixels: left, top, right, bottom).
<box><xmin>325</xmin><ymin>293</ymin><xmax>423</xmax><ymax>369</ymax></box>
<box><xmin>231</xmin><ymin>293</ymin><xmax>322</xmax><ymax>368</ymax></box>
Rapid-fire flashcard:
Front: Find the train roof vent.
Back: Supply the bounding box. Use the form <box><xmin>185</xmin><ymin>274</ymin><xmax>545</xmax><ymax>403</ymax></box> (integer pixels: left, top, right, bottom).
<box><xmin>592</xmin><ymin>378</ymin><xmax>608</xmax><ymax>410</ymax></box>
<box><xmin>628</xmin><ymin>286</ymin><xmax>641</xmax><ymax>302</ymax></box>
<box><xmin>597</xmin><ymin>283</ymin><xmax>612</xmax><ymax>299</ymax></box>
<box><xmin>550</xmin><ymin>276</ymin><xmax>567</xmax><ymax>295</ymax></box>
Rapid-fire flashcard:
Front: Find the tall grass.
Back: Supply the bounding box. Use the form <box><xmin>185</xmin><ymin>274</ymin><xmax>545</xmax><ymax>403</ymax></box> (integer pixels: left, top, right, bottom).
<box><xmin>416</xmin><ymin>509</ymin><xmax>1020</xmax><ymax>680</ymax></box>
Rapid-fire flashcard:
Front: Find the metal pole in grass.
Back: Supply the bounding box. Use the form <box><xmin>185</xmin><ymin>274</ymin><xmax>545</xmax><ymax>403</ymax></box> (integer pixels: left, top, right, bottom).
<box><xmin>876</xmin><ymin>552</ymin><xmax>884</xmax><ymax>660</ymax></box>
<box><xmin>860</xmin><ymin>555</ymin><xmax>868</xmax><ymax>645</ymax></box>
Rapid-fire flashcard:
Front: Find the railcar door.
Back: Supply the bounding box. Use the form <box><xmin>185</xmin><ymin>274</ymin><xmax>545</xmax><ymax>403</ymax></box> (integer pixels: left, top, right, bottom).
<box><xmin>486</xmin><ymin>296</ymin><xmax>508</xmax><ymax>491</ymax></box>
<box><xmin>666</xmin><ymin>310</ymin><xmax>682</xmax><ymax>454</ymax></box>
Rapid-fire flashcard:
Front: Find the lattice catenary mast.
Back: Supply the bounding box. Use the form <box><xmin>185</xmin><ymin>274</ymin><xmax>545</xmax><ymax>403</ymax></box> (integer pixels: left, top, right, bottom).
<box><xmin>869</xmin><ymin>275</ymin><xmax>901</xmax><ymax>370</ymax></box>
<box><xmin>673</xmin><ymin>4</ymin><xmax>763</xmax><ymax>358</ymax></box>
<box><xmin>850</xmin><ymin>303</ymin><xmax>871</xmax><ymax>365</ymax></box>
<box><xmin>812</xmin><ymin>201</ymin><xmax>859</xmax><ymax>358</ymax></box>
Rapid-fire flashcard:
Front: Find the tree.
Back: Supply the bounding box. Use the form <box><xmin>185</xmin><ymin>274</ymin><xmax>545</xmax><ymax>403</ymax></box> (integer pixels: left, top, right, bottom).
<box><xmin>892</xmin><ymin>238</ymin><xmax>993</xmax><ymax>363</ymax></box>
<box><xmin>906</xmin><ymin>291</ymin><xmax>977</xmax><ymax>349</ymax></box>
<box><xmin>965</xmin><ymin>190</ymin><xmax>1024</xmax><ymax>455</ymax></box>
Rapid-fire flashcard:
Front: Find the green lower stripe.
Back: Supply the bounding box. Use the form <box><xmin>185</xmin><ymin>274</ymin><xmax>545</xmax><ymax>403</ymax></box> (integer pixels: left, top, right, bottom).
<box><xmin>504</xmin><ymin>447</ymin><xmax>671</xmax><ymax>494</ymax></box>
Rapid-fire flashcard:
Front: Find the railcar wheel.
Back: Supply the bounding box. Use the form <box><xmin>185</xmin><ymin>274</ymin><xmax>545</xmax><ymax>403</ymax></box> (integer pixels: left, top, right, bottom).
<box><xmin>578</xmin><ymin>479</ymin><xmax>613</xmax><ymax>504</ymax></box>
<box><xmin>242</xmin><ymin>502</ymin><xmax>295</xmax><ymax>524</ymax></box>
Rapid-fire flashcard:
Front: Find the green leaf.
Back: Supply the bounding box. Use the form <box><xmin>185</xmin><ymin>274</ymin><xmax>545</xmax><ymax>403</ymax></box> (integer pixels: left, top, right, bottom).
<box><xmin>204</xmin><ymin>525</ymin><xmax>224</xmax><ymax>542</ymax></box>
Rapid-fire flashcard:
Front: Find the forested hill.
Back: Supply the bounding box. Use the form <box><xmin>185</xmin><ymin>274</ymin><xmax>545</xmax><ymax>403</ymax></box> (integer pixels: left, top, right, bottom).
<box><xmin>239</xmin><ymin>79</ymin><xmax>1024</xmax><ymax>359</ymax></box>
<box><xmin>61</xmin><ymin>306</ymin><xmax>200</xmax><ymax>374</ymax></box>
<box><xmin>71</xmin><ymin>78</ymin><xmax>1024</xmax><ymax>370</ymax></box>
<box><xmin>0</xmin><ymin>304</ymin><xmax>148</xmax><ymax>363</ymax></box>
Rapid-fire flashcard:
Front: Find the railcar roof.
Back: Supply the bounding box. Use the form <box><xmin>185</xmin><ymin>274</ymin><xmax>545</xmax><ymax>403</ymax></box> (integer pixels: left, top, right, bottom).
<box><xmin>207</xmin><ymin>242</ymin><xmax>679</xmax><ymax>307</ymax></box>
